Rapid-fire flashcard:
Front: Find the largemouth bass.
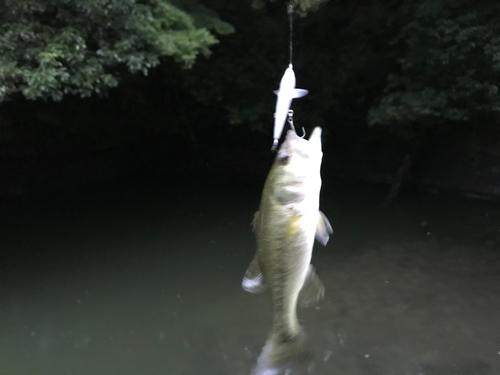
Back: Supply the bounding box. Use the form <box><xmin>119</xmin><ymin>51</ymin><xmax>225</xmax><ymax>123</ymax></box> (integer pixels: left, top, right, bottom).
<box><xmin>242</xmin><ymin>127</ymin><xmax>332</xmax><ymax>375</ymax></box>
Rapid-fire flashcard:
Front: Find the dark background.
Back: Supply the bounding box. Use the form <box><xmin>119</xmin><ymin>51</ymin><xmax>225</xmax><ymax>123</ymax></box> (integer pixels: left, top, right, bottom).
<box><xmin>1</xmin><ymin>0</ymin><xmax>500</xmax><ymax>198</ymax></box>
<box><xmin>1</xmin><ymin>1</ymin><xmax>500</xmax><ymax>374</ymax></box>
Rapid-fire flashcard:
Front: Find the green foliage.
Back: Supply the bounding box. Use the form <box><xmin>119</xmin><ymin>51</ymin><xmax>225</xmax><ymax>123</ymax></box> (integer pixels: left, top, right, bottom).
<box><xmin>289</xmin><ymin>0</ymin><xmax>329</xmax><ymax>14</ymax></box>
<box><xmin>181</xmin><ymin>3</ymin><xmax>285</xmax><ymax>130</ymax></box>
<box><xmin>183</xmin><ymin>0</ymin><xmax>398</xmax><ymax>131</ymax></box>
<box><xmin>369</xmin><ymin>0</ymin><xmax>500</xmax><ymax>126</ymax></box>
<box><xmin>0</xmin><ymin>0</ymin><xmax>233</xmax><ymax>102</ymax></box>
<box><xmin>298</xmin><ymin>1</ymin><xmax>401</xmax><ymax>127</ymax></box>
<box><xmin>252</xmin><ymin>0</ymin><xmax>329</xmax><ymax>14</ymax></box>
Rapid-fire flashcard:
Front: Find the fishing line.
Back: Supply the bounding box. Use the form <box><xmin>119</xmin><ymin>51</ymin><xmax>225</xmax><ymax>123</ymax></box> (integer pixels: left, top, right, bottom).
<box><xmin>270</xmin><ymin>2</ymin><xmax>308</xmax><ymax>150</ymax></box>
<box><xmin>288</xmin><ymin>3</ymin><xmax>294</xmax><ymax>65</ymax></box>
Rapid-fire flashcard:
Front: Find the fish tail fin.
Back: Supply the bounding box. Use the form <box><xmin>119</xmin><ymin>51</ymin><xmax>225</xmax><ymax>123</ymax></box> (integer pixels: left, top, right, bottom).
<box><xmin>252</xmin><ymin>330</ymin><xmax>313</xmax><ymax>375</ymax></box>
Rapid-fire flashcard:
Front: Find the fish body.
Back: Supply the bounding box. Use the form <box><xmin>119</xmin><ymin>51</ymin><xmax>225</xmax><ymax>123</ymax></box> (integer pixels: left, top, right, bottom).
<box><xmin>243</xmin><ymin>127</ymin><xmax>332</xmax><ymax>375</ymax></box>
<box><xmin>273</xmin><ymin>64</ymin><xmax>308</xmax><ymax>149</ymax></box>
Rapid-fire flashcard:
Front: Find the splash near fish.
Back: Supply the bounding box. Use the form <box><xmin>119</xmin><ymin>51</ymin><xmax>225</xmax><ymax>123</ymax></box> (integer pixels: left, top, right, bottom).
<box><xmin>242</xmin><ymin>127</ymin><xmax>332</xmax><ymax>375</ymax></box>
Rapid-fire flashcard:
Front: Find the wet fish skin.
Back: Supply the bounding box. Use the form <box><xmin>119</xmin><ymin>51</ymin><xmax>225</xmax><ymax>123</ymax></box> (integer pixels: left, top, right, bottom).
<box><xmin>243</xmin><ymin>127</ymin><xmax>332</xmax><ymax>375</ymax></box>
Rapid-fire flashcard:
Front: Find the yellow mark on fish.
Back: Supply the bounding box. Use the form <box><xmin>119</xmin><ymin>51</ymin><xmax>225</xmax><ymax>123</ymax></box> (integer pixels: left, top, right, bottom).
<box><xmin>286</xmin><ymin>215</ymin><xmax>302</xmax><ymax>239</ymax></box>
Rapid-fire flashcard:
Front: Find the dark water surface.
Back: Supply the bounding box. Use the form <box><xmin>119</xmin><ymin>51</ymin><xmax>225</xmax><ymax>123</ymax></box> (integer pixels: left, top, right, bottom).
<box><xmin>1</xmin><ymin>171</ymin><xmax>499</xmax><ymax>375</ymax></box>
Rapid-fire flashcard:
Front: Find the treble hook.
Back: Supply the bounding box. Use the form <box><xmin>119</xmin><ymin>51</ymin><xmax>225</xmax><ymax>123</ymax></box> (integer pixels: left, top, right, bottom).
<box><xmin>287</xmin><ymin>110</ymin><xmax>305</xmax><ymax>137</ymax></box>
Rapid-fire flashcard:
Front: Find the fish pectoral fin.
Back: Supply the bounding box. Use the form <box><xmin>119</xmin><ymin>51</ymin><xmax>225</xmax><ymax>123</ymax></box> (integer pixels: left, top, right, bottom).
<box><xmin>292</xmin><ymin>89</ymin><xmax>308</xmax><ymax>98</ymax></box>
<box><xmin>251</xmin><ymin>211</ymin><xmax>260</xmax><ymax>233</ymax></box>
<box><xmin>298</xmin><ymin>265</ymin><xmax>325</xmax><ymax>308</ymax></box>
<box><xmin>242</xmin><ymin>254</ymin><xmax>267</xmax><ymax>294</ymax></box>
<box><xmin>315</xmin><ymin>211</ymin><xmax>333</xmax><ymax>246</ymax></box>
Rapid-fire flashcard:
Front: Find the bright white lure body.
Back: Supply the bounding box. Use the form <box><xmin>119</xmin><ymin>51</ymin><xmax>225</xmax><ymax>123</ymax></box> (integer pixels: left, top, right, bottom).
<box><xmin>273</xmin><ymin>64</ymin><xmax>308</xmax><ymax>149</ymax></box>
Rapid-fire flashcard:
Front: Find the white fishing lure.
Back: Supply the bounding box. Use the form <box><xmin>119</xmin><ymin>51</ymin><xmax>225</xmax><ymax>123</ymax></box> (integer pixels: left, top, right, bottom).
<box><xmin>272</xmin><ymin>64</ymin><xmax>308</xmax><ymax>149</ymax></box>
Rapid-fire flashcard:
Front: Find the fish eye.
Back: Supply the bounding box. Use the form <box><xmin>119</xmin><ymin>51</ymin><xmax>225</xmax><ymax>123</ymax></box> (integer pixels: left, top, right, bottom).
<box><xmin>277</xmin><ymin>153</ymin><xmax>290</xmax><ymax>165</ymax></box>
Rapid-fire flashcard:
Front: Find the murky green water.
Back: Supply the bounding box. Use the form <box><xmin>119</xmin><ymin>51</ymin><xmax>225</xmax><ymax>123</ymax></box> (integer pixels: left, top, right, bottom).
<box><xmin>1</xmin><ymin>173</ymin><xmax>499</xmax><ymax>375</ymax></box>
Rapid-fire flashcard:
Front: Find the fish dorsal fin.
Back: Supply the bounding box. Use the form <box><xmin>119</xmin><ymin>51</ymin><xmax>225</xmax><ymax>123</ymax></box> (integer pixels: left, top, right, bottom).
<box><xmin>251</xmin><ymin>211</ymin><xmax>260</xmax><ymax>233</ymax></box>
<box><xmin>315</xmin><ymin>211</ymin><xmax>333</xmax><ymax>246</ymax></box>
<box><xmin>298</xmin><ymin>265</ymin><xmax>325</xmax><ymax>308</ymax></box>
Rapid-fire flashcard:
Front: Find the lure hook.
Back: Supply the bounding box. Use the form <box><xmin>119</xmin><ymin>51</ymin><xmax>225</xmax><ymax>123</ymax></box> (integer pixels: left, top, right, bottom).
<box><xmin>287</xmin><ymin>110</ymin><xmax>305</xmax><ymax>137</ymax></box>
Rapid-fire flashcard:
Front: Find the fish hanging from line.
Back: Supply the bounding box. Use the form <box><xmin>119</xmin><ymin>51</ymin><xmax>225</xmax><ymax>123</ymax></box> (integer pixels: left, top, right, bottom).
<box><xmin>242</xmin><ymin>126</ymin><xmax>332</xmax><ymax>375</ymax></box>
<box><xmin>272</xmin><ymin>64</ymin><xmax>308</xmax><ymax>150</ymax></box>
